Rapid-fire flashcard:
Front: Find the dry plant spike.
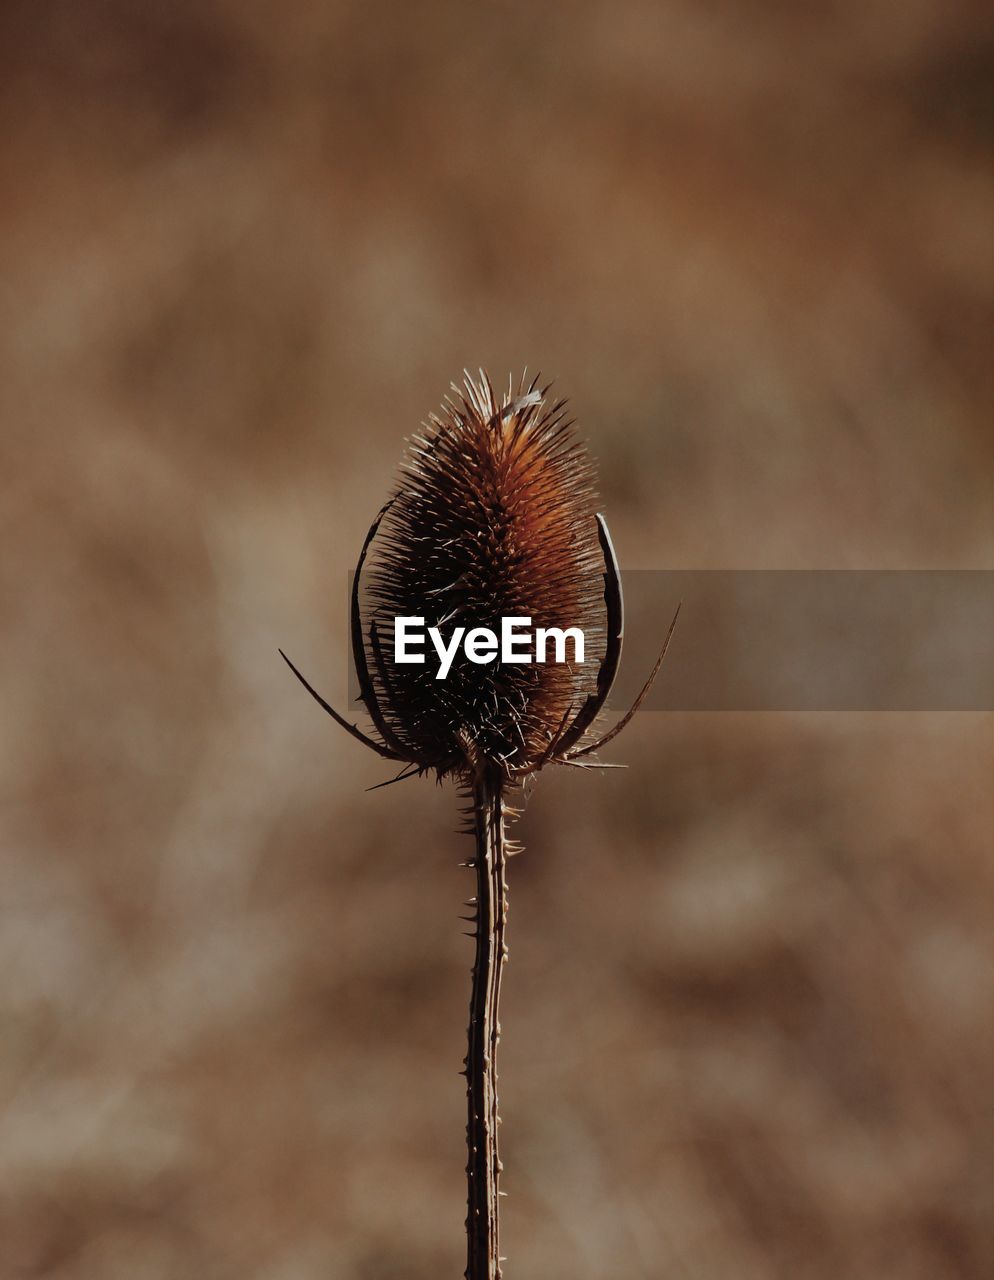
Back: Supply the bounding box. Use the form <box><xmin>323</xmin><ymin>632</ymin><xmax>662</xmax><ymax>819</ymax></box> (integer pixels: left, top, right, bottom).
<box><xmin>550</xmin><ymin>513</ymin><xmax>624</xmax><ymax>759</ymax></box>
<box><xmin>350</xmin><ymin>502</ymin><xmax>413</xmax><ymax>760</ymax></box>
<box><xmin>277</xmin><ymin>648</ymin><xmax>403</xmax><ymax>760</ymax></box>
<box><xmin>280</xmin><ymin>372</ymin><xmax>677</xmax><ymax>1279</ymax></box>
<box><xmin>570</xmin><ymin>600</ymin><xmax>682</xmax><ymax>759</ymax></box>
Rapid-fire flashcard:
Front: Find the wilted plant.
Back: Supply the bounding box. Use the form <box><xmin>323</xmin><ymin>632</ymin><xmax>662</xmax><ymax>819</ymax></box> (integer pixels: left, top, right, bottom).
<box><xmin>281</xmin><ymin>372</ymin><xmax>676</xmax><ymax>1279</ymax></box>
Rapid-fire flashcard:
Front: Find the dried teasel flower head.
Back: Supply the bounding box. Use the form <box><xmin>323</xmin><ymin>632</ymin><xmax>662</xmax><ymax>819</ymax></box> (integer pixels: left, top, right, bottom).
<box><xmin>280</xmin><ymin>370</ymin><xmax>678</xmax><ymax>786</ymax></box>
<box><xmin>364</xmin><ymin>372</ymin><xmax>605</xmax><ymax>778</ymax></box>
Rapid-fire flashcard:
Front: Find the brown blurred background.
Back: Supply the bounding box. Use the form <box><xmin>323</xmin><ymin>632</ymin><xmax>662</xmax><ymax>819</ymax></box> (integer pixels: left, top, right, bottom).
<box><xmin>1</xmin><ymin>2</ymin><xmax>992</xmax><ymax>1277</ymax></box>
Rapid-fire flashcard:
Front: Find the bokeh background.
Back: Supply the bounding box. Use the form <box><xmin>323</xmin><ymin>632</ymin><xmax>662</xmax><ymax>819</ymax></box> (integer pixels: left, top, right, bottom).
<box><xmin>2</xmin><ymin>2</ymin><xmax>992</xmax><ymax>1277</ymax></box>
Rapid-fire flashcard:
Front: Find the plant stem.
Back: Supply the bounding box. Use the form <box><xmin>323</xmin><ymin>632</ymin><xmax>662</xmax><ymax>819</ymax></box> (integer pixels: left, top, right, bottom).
<box><xmin>465</xmin><ymin>773</ymin><xmax>509</xmax><ymax>1280</ymax></box>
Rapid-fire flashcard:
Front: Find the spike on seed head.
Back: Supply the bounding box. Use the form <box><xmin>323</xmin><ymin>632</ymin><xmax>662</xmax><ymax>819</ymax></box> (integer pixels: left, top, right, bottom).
<box><xmin>362</xmin><ymin>371</ymin><xmax>606</xmax><ymax>779</ymax></box>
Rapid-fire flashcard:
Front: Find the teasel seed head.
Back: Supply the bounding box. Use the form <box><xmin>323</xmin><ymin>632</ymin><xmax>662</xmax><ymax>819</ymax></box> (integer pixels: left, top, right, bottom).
<box><xmin>363</xmin><ymin>371</ymin><xmax>604</xmax><ymax>779</ymax></box>
<box><xmin>279</xmin><ymin>369</ymin><xmax>679</xmax><ymax>787</ymax></box>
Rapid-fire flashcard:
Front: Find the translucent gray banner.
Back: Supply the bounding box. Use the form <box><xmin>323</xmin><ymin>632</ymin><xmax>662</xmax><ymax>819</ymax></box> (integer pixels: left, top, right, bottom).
<box><xmin>612</xmin><ymin>571</ymin><xmax>993</xmax><ymax>711</ymax></box>
<box><xmin>346</xmin><ymin>572</ymin><xmax>994</xmax><ymax>711</ymax></box>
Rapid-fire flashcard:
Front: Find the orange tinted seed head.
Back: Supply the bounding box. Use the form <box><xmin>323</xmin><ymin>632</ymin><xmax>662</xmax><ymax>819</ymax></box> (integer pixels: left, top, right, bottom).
<box><xmin>362</xmin><ymin>372</ymin><xmax>605</xmax><ymax>779</ymax></box>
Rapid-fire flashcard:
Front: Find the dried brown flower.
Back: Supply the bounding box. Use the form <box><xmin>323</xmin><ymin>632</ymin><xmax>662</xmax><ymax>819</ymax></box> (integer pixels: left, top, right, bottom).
<box><xmin>280</xmin><ymin>371</ymin><xmax>677</xmax><ymax>1280</ymax></box>
<box><xmin>281</xmin><ymin>371</ymin><xmax>676</xmax><ymax>785</ymax></box>
<box><xmin>365</xmin><ymin>371</ymin><xmax>608</xmax><ymax>777</ymax></box>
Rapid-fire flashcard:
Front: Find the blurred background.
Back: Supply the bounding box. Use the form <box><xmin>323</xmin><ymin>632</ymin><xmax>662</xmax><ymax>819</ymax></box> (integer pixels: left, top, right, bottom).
<box><xmin>1</xmin><ymin>2</ymin><xmax>992</xmax><ymax>1277</ymax></box>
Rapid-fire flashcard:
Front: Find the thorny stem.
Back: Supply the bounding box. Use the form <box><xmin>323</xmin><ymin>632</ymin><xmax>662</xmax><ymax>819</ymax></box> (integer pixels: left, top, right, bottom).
<box><xmin>464</xmin><ymin>773</ymin><xmax>509</xmax><ymax>1280</ymax></box>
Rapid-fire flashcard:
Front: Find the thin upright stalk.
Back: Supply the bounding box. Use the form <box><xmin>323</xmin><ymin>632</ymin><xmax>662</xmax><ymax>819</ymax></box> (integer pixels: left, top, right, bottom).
<box><xmin>464</xmin><ymin>773</ymin><xmax>509</xmax><ymax>1280</ymax></box>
